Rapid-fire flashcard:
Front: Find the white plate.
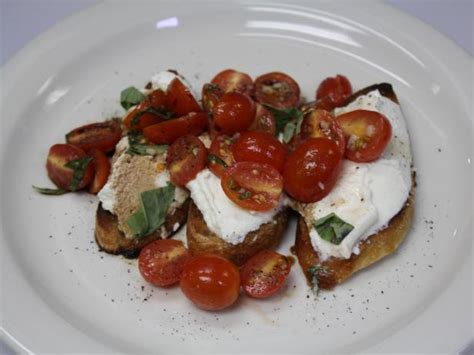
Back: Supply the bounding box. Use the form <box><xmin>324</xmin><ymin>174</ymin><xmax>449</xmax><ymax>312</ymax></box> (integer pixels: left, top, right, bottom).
<box><xmin>1</xmin><ymin>1</ymin><xmax>472</xmax><ymax>353</ymax></box>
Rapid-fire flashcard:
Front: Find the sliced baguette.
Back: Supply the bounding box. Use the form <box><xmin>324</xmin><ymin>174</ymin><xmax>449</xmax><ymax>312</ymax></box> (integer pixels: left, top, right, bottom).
<box><xmin>187</xmin><ymin>201</ymin><xmax>289</xmax><ymax>266</ymax></box>
<box><xmin>95</xmin><ymin>199</ymin><xmax>189</xmax><ymax>259</ymax></box>
<box><xmin>294</xmin><ymin>83</ymin><xmax>415</xmax><ymax>289</ymax></box>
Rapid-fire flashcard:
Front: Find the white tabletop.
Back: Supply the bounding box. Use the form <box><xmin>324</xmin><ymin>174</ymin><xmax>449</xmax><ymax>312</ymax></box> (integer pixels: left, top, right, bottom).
<box><xmin>0</xmin><ymin>0</ymin><xmax>472</xmax><ymax>354</ymax></box>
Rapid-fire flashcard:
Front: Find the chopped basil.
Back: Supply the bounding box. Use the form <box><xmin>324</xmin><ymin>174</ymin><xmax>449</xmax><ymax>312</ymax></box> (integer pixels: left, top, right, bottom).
<box><xmin>64</xmin><ymin>156</ymin><xmax>93</xmax><ymax>191</ymax></box>
<box><xmin>126</xmin><ymin>132</ymin><xmax>167</xmax><ymax>156</ymax></box>
<box><xmin>313</xmin><ymin>213</ymin><xmax>354</xmax><ymax>245</ymax></box>
<box><xmin>130</xmin><ymin>107</ymin><xmax>173</xmax><ymax>128</ymax></box>
<box><xmin>282</xmin><ymin>111</ymin><xmax>304</xmax><ymax>143</ymax></box>
<box><xmin>307</xmin><ymin>264</ymin><xmax>330</xmax><ymax>295</ymax></box>
<box><xmin>127</xmin><ymin>183</ymin><xmax>176</xmax><ymax>238</ymax></box>
<box><xmin>32</xmin><ymin>186</ymin><xmax>68</xmax><ymax>195</ymax></box>
<box><xmin>207</xmin><ymin>154</ymin><xmax>228</xmax><ymax>168</ymax></box>
<box><xmin>120</xmin><ymin>86</ymin><xmax>145</xmax><ymax>110</ymax></box>
<box><xmin>263</xmin><ymin>104</ymin><xmax>303</xmax><ymax>137</ymax></box>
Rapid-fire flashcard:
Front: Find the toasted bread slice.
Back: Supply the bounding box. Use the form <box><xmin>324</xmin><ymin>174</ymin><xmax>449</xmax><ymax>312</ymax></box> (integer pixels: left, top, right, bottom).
<box><xmin>95</xmin><ymin>199</ymin><xmax>189</xmax><ymax>258</ymax></box>
<box><xmin>293</xmin><ymin>83</ymin><xmax>415</xmax><ymax>289</ymax></box>
<box><xmin>187</xmin><ymin>201</ymin><xmax>289</xmax><ymax>266</ymax></box>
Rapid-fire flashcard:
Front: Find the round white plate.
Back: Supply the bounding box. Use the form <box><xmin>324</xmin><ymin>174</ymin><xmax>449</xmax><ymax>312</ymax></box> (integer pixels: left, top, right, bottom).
<box><xmin>1</xmin><ymin>1</ymin><xmax>472</xmax><ymax>353</ymax></box>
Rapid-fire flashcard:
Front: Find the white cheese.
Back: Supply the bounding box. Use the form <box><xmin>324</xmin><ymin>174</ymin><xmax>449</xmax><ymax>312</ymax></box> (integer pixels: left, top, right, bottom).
<box><xmin>186</xmin><ymin>169</ymin><xmax>285</xmax><ymax>245</ymax></box>
<box><xmin>305</xmin><ymin>89</ymin><xmax>412</xmax><ymax>260</ymax></box>
<box><xmin>148</xmin><ymin>70</ymin><xmax>196</xmax><ymax>97</ymax></box>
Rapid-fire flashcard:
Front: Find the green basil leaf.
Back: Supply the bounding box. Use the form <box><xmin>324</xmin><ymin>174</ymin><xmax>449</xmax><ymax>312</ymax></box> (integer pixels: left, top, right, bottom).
<box><xmin>127</xmin><ymin>183</ymin><xmax>176</xmax><ymax>238</ymax></box>
<box><xmin>312</xmin><ymin>213</ymin><xmax>354</xmax><ymax>245</ymax></box>
<box><xmin>130</xmin><ymin>107</ymin><xmax>174</xmax><ymax>128</ymax></box>
<box><xmin>120</xmin><ymin>86</ymin><xmax>145</xmax><ymax>111</ymax></box>
<box><xmin>207</xmin><ymin>154</ymin><xmax>228</xmax><ymax>168</ymax></box>
<box><xmin>64</xmin><ymin>156</ymin><xmax>93</xmax><ymax>191</ymax></box>
<box><xmin>263</xmin><ymin>104</ymin><xmax>304</xmax><ymax>136</ymax></box>
<box><xmin>307</xmin><ymin>264</ymin><xmax>330</xmax><ymax>295</ymax></box>
<box><xmin>126</xmin><ymin>132</ymin><xmax>167</xmax><ymax>156</ymax></box>
<box><xmin>32</xmin><ymin>186</ymin><xmax>68</xmax><ymax>195</ymax></box>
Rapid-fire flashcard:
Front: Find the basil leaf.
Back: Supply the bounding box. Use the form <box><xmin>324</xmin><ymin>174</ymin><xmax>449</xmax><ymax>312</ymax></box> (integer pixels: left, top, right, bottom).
<box><xmin>32</xmin><ymin>186</ymin><xmax>68</xmax><ymax>195</ymax></box>
<box><xmin>130</xmin><ymin>107</ymin><xmax>174</xmax><ymax>128</ymax></box>
<box><xmin>120</xmin><ymin>86</ymin><xmax>145</xmax><ymax>110</ymax></box>
<box><xmin>207</xmin><ymin>154</ymin><xmax>228</xmax><ymax>168</ymax></box>
<box><xmin>126</xmin><ymin>132</ymin><xmax>167</xmax><ymax>156</ymax></box>
<box><xmin>127</xmin><ymin>183</ymin><xmax>176</xmax><ymax>238</ymax></box>
<box><xmin>307</xmin><ymin>264</ymin><xmax>330</xmax><ymax>296</ymax></box>
<box><xmin>64</xmin><ymin>156</ymin><xmax>93</xmax><ymax>191</ymax></box>
<box><xmin>281</xmin><ymin>112</ymin><xmax>304</xmax><ymax>143</ymax></box>
<box><xmin>263</xmin><ymin>104</ymin><xmax>303</xmax><ymax>136</ymax></box>
<box><xmin>313</xmin><ymin>213</ymin><xmax>354</xmax><ymax>245</ymax></box>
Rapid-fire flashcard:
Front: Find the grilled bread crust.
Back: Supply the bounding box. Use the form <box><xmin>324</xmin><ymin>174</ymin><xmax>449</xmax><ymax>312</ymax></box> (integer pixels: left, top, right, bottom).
<box><xmin>293</xmin><ymin>83</ymin><xmax>415</xmax><ymax>289</ymax></box>
<box><xmin>95</xmin><ymin>199</ymin><xmax>190</xmax><ymax>259</ymax></box>
<box><xmin>186</xmin><ymin>201</ymin><xmax>289</xmax><ymax>266</ymax></box>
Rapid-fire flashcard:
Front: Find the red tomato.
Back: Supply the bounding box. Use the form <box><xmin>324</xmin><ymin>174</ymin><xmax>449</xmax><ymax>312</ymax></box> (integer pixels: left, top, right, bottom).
<box><xmin>143</xmin><ymin>112</ymin><xmax>208</xmax><ymax>144</ymax></box>
<box><xmin>139</xmin><ymin>239</ymin><xmax>191</xmax><ymax>287</ymax></box>
<box><xmin>232</xmin><ymin>131</ymin><xmax>287</xmax><ymax>173</ymax></box>
<box><xmin>213</xmin><ymin>92</ymin><xmax>256</xmax><ymax>135</ymax></box>
<box><xmin>221</xmin><ymin>162</ymin><xmax>283</xmax><ymax>211</ymax></box>
<box><xmin>166</xmin><ymin>135</ymin><xmax>207</xmax><ymax>187</ymax></box>
<box><xmin>286</xmin><ymin>132</ymin><xmax>306</xmax><ymax>152</ymax></box>
<box><xmin>248</xmin><ymin>103</ymin><xmax>276</xmax><ymax>135</ymax></box>
<box><xmin>211</xmin><ymin>69</ymin><xmax>254</xmax><ymax>97</ymax></box>
<box><xmin>88</xmin><ymin>148</ymin><xmax>111</xmax><ymax>194</ymax></box>
<box><xmin>166</xmin><ymin>78</ymin><xmax>202</xmax><ymax>117</ymax></box>
<box><xmin>208</xmin><ymin>134</ymin><xmax>236</xmax><ymax>178</ymax></box>
<box><xmin>254</xmin><ymin>72</ymin><xmax>300</xmax><ymax>109</ymax></box>
<box><xmin>201</xmin><ymin>83</ymin><xmax>223</xmax><ymax>114</ymax></box>
<box><xmin>65</xmin><ymin>121</ymin><xmax>122</xmax><ymax>153</ymax></box>
<box><xmin>240</xmin><ymin>250</ymin><xmax>291</xmax><ymax>299</ymax></box>
<box><xmin>148</xmin><ymin>89</ymin><xmax>168</xmax><ymax>110</ymax></box>
<box><xmin>46</xmin><ymin>144</ymin><xmax>94</xmax><ymax>191</ymax></box>
<box><xmin>301</xmin><ymin>109</ymin><xmax>346</xmax><ymax>156</ymax></box>
<box><xmin>336</xmin><ymin>110</ymin><xmax>392</xmax><ymax>162</ymax></box>
<box><xmin>180</xmin><ymin>255</ymin><xmax>240</xmax><ymax>311</ymax></box>
<box><xmin>123</xmin><ymin>107</ymin><xmax>166</xmax><ymax>132</ymax></box>
<box><xmin>316</xmin><ymin>74</ymin><xmax>352</xmax><ymax>109</ymax></box>
<box><xmin>283</xmin><ymin>138</ymin><xmax>342</xmax><ymax>203</ymax></box>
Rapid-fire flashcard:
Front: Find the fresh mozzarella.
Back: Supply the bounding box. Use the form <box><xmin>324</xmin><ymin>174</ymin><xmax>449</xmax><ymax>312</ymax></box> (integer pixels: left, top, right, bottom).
<box><xmin>304</xmin><ymin>89</ymin><xmax>412</xmax><ymax>260</ymax></box>
<box><xmin>186</xmin><ymin>169</ymin><xmax>286</xmax><ymax>245</ymax></box>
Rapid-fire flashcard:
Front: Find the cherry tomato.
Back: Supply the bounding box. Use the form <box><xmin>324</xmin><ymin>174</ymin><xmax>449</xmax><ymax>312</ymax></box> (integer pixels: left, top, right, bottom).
<box><xmin>240</xmin><ymin>250</ymin><xmax>291</xmax><ymax>299</ymax></box>
<box><xmin>143</xmin><ymin>112</ymin><xmax>208</xmax><ymax>144</ymax></box>
<box><xmin>221</xmin><ymin>162</ymin><xmax>283</xmax><ymax>211</ymax></box>
<box><xmin>166</xmin><ymin>78</ymin><xmax>202</xmax><ymax>117</ymax></box>
<box><xmin>286</xmin><ymin>132</ymin><xmax>306</xmax><ymax>152</ymax></box>
<box><xmin>316</xmin><ymin>74</ymin><xmax>352</xmax><ymax>109</ymax></box>
<box><xmin>254</xmin><ymin>72</ymin><xmax>300</xmax><ymax>109</ymax></box>
<box><xmin>301</xmin><ymin>109</ymin><xmax>346</xmax><ymax>156</ymax></box>
<box><xmin>232</xmin><ymin>131</ymin><xmax>287</xmax><ymax>173</ymax></box>
<box><xmin>336</xmin><ymin>110</ymin><xmax>392</xmax><ymax>162</ymax></box>
<box><xmin>123</xmin><ymin>107</ymin><xmax>166</xmax><ymax>132</ymax></box>
<box><xmin>208</xmin><ymin>134</ymin><xmax>235</xmax><ymax>178</ymax></box>
<box><xmin>248</xmin><ymin>103</ymin><xmax>276</xmax><ymax>135</ymax></box>
<box><xmin>213</xmin><ymin>92</ymin><xmax>256</xmax><ymax>135</ymax></box>
<box><xmin>211</xmin><ymin>69</ymin><xmax>254</xmax><ymax>97</ymax></box>
<box><xmin>46</xmin><ymin>144</ymin><xmax>94</xmax><ymax>191</ymax></box>
<box><xmin>148</xmin><ymin>89</ymin><xmax>168</xmax><ymax>110</ymax></box>
<box><xmin>201</xmin><ymin>83</ymin><xmax>223</xmax><ymax>114</ymax></box>
<box><xmin>139</xmin><ymin>239</ymin><xmax>191</xmax><ymax>287</ymax></box>
<box><xmin>166</xmin><ymin>135</ymin><xmax>207</xmax><ymax>187</ymax></box>
<box><xmin>283</xmin><ymin>138</ymin><xmax>342</xmax><ymax>203</ymax></box>
<box><xmin>88</xmin><ymin>148</ymin><xmax>111</xmax><ymax>194</ymax></box>
<box><xmin>180</xmin><ymin>255</ymin><xmax>240</xmax><ymax>311</ymax></box>
<box><xmin>65</xmin><ymin>121</ymin><xmax>122</xmax><ymax>153</ymax></box>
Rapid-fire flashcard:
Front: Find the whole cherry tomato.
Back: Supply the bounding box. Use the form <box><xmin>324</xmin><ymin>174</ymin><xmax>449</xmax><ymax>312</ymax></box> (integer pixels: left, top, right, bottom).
<box><xmin>213</xmin><ymin>92</ymin><xmax>256</xmax><ymax>135</ymax></box>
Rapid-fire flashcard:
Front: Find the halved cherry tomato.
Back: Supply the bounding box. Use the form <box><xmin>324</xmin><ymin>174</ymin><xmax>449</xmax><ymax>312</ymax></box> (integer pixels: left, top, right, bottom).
<box><xmin>88</xmin><ymin>148</ymin><xmax>111</xmax><ymax>194</ymax></box>
<box><xmin>232</xmin><ymin>131</ymin><xmax>287</xmax><ymax>173</ymax></box>
<box><xmin>123</xmin><ymin>107</ymin><xmax>166</xmax><ymax>132</ymax></box>
<box><xmin>283</xmin><ymin>138</ymin><xmax>342</xmax><ymax>203</ymax></box>
<box><xmin>148</xmin><ymin>89</ymin><xmax>168</xmax><ymax>110</ymax></box>
<box><xmin>180</xmin><ymin>255</ymin><xmax>240</xmax><ymax>311</ymax></box>
<box><xmin>201</xmin><ymin>83</ymin><xmax>223</xmax><ymax>114</ymax></box>
<box><xmin>336</xmin><ymin>109</ymin><xmax>392</xmax><ymax>162</ymax></box>
<box><xmin>316</xmin><ymin>74</ymin><xmax>352</xmax><ymax>109</ymax></box>
<box><xmin>301</xmin><ymin>109</ymin><xmax>346</xmax><ymax>156</ymax></box>
<box><xmin>213</xmin><ymin>92</ymin><xmax>256</xmax><ymax>135</ymax></box>
<box><xmin>208</xmin><ymin>134</ymin><xmax>235</xmax><ymax>178</ymax></box>
<box><xmin>240</xmin><ymin>250</ymin><xmax>291</xmax><ymax>299</ymax></box>
<box><xmin>143</xmin><ymin>112</ymin><xmax>208</xmax><ymax>144</ymax></box>
<box><xmin>286</xmin><ymin>132</ymin><xmax>306</xmax><ymax>152</ymax></box>
<box><xmin>255</xmin><ymin>72</ymin><xmax>300</xmax><ymax>109</ymax></box>
<box><xmin>65</xmin><ymin>121</ymin><xmax>121</xmax><ymax>153</ymax></box>
<box><xmin>166</xmin><ymin>135</ymin><xmax>207</xmax><ymax>187</ymax></box>
<box><xmin>211</xmin><ymin>69</ymin><xmax>254</xmax><ymax>97</ymax></box>
<box><xmin>166</xmin><ymin>78</ymin><xmax>202</xmax><ymax>117</ymax></box>
<box><xmin>46</xmin><ymin>144</ymin><xmax>94</xmax><ymax>191</ymax></box>
<box><xmin>139</xmin><ymin>239</ymin><xmax>191</xmax><ymax>287</ymax></box>
<box><xmin>248</xmin><ymin>103</ymin><xmax>276</xmax><ymax>135</ymax></box>
<box><xmin>221</xmin><ymin>161</ymin><xmax>283</xmax><ymax>211</ymax></box>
